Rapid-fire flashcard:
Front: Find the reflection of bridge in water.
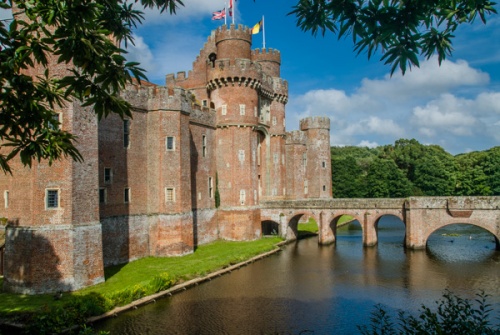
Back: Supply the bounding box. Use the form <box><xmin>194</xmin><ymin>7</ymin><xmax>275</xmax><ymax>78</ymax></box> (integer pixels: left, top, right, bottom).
<box><xmin>261</xmin><ymin>196</ymin><xmax>500</xmax><ymax>250</ymax></box>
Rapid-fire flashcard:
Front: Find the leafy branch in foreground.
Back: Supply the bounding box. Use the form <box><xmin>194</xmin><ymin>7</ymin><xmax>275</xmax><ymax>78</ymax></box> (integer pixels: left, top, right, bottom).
<box><xmin>358</xmin><ymin>290</ymin><xmax>499</xmax><ymax>335</ymax></box>
<box><xmin>289</xmin><ymin>0</ymin><xmax>497</xmax><ymax>75</ymax></box>
<box><xmin>0</xmin><ymin>0</ymin><xmax>184</xmax><ymax>174</ymax></box>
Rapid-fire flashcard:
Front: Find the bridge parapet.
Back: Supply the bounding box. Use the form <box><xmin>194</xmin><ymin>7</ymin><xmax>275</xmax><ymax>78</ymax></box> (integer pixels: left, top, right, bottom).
<box><xmin>405</xmin><ymin>196</ymin><xmax>500</xmax><ymax>210</ymax></box>
<box><xmin>261</xmin><ymin>198</ymin><xmax>406</xmax><ymax>210</ymax></box>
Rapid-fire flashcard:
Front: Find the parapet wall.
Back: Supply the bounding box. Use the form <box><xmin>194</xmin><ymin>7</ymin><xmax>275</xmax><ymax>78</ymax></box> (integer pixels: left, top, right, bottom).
<box><xmin>121</xmin><ymin>84</ymin><xmax>192</xmax><ymax>112</ymax></box>
<box><xmin>285</xmin><ymin>130</ymin><xmax>306</xmax><ymax>145</ymax></box>
<box><xmin>300</xmin><ymin>116</ymin><xmax>330</xmax><ymax>130</ymax></box>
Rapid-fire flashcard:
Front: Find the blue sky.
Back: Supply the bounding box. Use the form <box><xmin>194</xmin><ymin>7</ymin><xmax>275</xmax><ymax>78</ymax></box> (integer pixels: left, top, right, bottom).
<box><xmin>2</xmin><ymin>2</ymin><xmax>499</xmax><ymax>154</ymax></box>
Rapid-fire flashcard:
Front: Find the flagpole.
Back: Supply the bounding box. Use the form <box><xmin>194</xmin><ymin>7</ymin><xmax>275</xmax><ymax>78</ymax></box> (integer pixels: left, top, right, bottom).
<box><xmin>262</xmin><ymin>16</ymin><xmax>266</xmax><ymax>49</ymax></box>
<box><xmin>232</xmin><ymin>0</ymin><xmax>235</xmax><ymax>25</ymax></box>
<box><xmin>224</xmin><ymin>2</ymin><xmax>227</xmax><ymax>25</ymax></box>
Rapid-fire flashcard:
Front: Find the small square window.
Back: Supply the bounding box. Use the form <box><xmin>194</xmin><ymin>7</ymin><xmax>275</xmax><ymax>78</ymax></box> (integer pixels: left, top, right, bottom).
<box><xmin>166</xmin><ymin>136</ymin><xmax>175</xmax><ymax>151</ymax></box>
<box><xmin>322</xmin><ymin>161</ymin><xmax>326</xmax><ymax>168</ymax></box>
<box><xmin>46</xmin><ymin>189</ymin><xmax>59</xmax><ymax>209</ymax></box>
<box><xmin>124</xmin><ymin>188</ymin><xmax>130</xmax><ymax>203</ymax></box>
<box><xmin>49</xmin><ymin>113</ymin><xmax>61</xmax><ymax>130</ymax></box>
<box><xmin>104</xmin><ymin>168</ymin><xmax>112</xmax><ymax>184</ymax></box>
<box><xmin>99</xmin><ymin>188</ymin><xmax>106</xmax><ymax>204</ymax></box>
<box><xmin>239</xmin><ymin>104</ymin><xmax>246</xmax><ymax>115</ymax></box>
<box><xmin>165</xmin><ymin>188</ymin><xmax>175</xmax><ymax>202</ymax></box>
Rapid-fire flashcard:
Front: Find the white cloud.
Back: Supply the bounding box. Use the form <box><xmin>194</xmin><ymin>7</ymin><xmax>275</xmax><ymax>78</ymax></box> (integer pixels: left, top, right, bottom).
<box><xmin>359</xmin><ymin>57</ymin><xmax>490</xmax><ymax>101</ymax></box>
<box><xmin>139</xmin><ymin>0</ymin><xmax>224</xmax><ymax>25</ymax></box>
<box><xmin>287</xmin><ymin>57</ymin><xmax>499</xmax><ymax>153</ymax></box>
<box><xmin>357</xmin><ymin>140</ymin><xmax>379</xmax><ymax>148</ymax></box>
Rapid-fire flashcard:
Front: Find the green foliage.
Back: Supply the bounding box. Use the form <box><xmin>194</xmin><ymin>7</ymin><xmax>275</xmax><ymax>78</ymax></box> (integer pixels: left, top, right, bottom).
<box><xmin>0</xmin><ymin>0</ymin><xmax>184</xmax><ymax>173</ymax></box>
<box><xmin>358</xmin><ymin>290</ymin><xmax>499</xmax><ymax>335</ymax></box>
<box><xmin>289</xmin><ymin>0</ymin><xmax>497</xmax><ymax>75</ymax></box>
<box><xmin>331</xmin><ymin>140</ymin><xmax>499</xmax><ymax>197</ymax></box>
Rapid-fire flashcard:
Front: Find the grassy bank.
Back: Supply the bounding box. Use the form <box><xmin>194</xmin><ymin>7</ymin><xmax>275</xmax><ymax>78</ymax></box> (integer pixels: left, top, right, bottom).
<box><xmin>0</xmin><ymin>237</ymin><xmax>282</xmax><ymax>330</ymax></box>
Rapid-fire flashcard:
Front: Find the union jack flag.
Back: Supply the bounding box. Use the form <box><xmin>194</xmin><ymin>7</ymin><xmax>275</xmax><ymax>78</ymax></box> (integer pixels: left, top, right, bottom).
<box><xmin>212</xmin><ymin>8</ymin><xmax>226</xmax><ymax>20</ymax></box>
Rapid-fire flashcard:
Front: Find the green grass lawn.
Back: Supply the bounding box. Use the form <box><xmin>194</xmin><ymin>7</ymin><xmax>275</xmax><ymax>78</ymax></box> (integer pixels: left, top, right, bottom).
<box><xmin>0</xmin><ymin>237</ymin><xmax>283</xmax><ymax>319</ymax></box>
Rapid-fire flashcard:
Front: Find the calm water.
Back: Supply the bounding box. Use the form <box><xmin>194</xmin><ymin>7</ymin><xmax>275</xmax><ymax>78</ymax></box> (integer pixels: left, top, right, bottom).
<box><xmin>95</xmin><ymin>217</ymin><xmax>500</xmax><ymax>334</ymax></box>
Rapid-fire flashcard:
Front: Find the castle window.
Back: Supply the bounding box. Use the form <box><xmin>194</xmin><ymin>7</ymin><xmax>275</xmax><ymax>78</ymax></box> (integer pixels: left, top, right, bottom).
<box><xmin>303</xmin><ymin>152</ymin><xmax>307</xmax><ymax>167</ymax></box>
<box><xmin>304</xmin><ymin>180</ymin><xmax>308</xmax><ymax>195</ymax></box>
<box><xmin>46</xmin><ymin>189</ymin><xmax>59</xmax><ymax>209</ymax></box>
<box><xmin>124</xmin><ymin>188</ymin><xmax>130</xmax><ymax>203</ymax></box>
<box><xmin>238</xmin><ymin>150</ymin><xmax>245</xmax><ymax>162</ymax></box>
<box><xmin>254</xmin><ymin>106</ymin><xmax>258</xmax><ymax>117</ymax></box>
<box><xmin>221</xmin><ymin>105</ymin><xmax>227</xmax><ymax>115</ymax></box>
<box><xmin>166</xmin><ymin>136</ymin><xmax>175</xmax><ymax>151</ymax></box>
<box><xmin>322</xmin><ymin>161</ymin><xmax>326</xmax><ymax>168</ymax></box>
<box><xmin>208</xmin><ymin>177</ymin><xmax>213</xmax><ymax>198</ymax></box>
<box><xmin>104</xmin><ymin>168</ymin><xmax>112</xmax><ymax>184</ymax></box>
<box><xmin>239</xmin><ymin>104</ymin><xmax>246</xmax><ymax>116</ymax></box>
<box><xmin>323</xmin><ymin>185</ymin><xmax>326</xmax><ymax>192</ymax></box>
<box><xmin>99</xmin><ymin>188</ymin><xmax>106</xmax><ymax>204</ymax></box>
<box><xmin>49</xmin><ymin>113</ymin><xmax>62</xmax><ymax>130</ymax></box>
<box><xmin>202</xmin><ymin>100</ymin><xmax>208</xmax><ymax>107</ymax></box>
<box><xmin>272</xmin><ymin>116</ymin><xmax>277</xmax><ymax>126</ymax></box>
<box><xmin>239</xmin><ymin>189</ymin><xmax>246</xmax><ymax>205</ymax></box>
<box><xmin>202</xmin><ymin>135</ymin><xmax>207</xmax><ymax>157</ymax></box>
<box><xmin>123</xmin><ymin>119</ymin><xmax>130</xmax><ymax>148</ymax></box>
<box><xmin>4</xmin><ymin>190</ymin><xmax>9</xmax><ymax>209</ymax></box>
<box><xmin>273</xmin><ymin>153</ymin><xmax>279</xmax><ymax>165</ymax></box>
<box><xmin>165</xmin><ymin>188</ymin><xmax>175</xmax><ymax>202</ymax></box>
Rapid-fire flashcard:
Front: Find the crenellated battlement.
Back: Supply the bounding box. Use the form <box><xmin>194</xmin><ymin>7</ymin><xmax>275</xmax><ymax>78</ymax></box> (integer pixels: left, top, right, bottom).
<box><xmin>252</xmin><ymin>48</ymin><xmax>281</xmax><ymax>64</ymax></box>
<box><xmin>215</xmin><ymin>24</ymin><xmax>252</xmax><ymax>45</ymax></box>
<box><xmin>121</xmin><ymin>83</ymin><xmax>192</xmax><ymax>112</ymax></box>
<box><xmin>300</xmin><ymin>116</ymin><xmax>331</xmax><ymax>131</ymax></box>
<box><xmin>285</xmin><ymin>130</ymin><xmax>307</xmax><ymax>145</ymax></box>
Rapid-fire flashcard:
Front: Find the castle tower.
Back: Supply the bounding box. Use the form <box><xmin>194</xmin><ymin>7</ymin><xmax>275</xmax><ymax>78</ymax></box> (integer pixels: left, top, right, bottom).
<box><xmin>206</xmin><ymin>25</ymin><xmax>263</xmax><ymax>240</ymax></box>
<box><xmin>0</xmin><ymin>5</ymin><xmax>104</xmax><ymax>293</ymax></box>
<box><xmin>300</xmin><ymin>117</ymin><xmax>332</xmax><ymax>199</ymax></box>
<box><xmin>252</xmin><ymin>49</ymin><xmax>288</xmax><ymax>199</ymax></box>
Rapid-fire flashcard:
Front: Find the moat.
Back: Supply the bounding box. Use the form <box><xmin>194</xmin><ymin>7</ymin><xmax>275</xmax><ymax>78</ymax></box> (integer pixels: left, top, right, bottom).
<box><xmin>95</xmin><ymin>216</ymin><xmax>500</xmax><ymax>334</ymax></box>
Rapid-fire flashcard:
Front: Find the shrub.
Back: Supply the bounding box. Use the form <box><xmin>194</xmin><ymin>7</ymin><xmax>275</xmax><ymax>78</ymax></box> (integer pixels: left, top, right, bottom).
<box><xmin>358</xmin><ymin>290</ymin><xmax>499</xmax><ymax>335</ymax></box>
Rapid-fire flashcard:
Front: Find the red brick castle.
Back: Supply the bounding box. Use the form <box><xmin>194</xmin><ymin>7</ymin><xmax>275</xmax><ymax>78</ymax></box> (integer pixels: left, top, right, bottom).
<box><xmin>0</xmin><ymin>24</ymin><xmax>332</xmax><ymax>294</ymax></box>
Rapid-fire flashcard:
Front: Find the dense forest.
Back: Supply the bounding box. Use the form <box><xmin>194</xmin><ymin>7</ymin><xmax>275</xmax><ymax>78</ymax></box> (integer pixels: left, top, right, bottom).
<box><xmin>331</xmin><ymin>139</ymin><xmax>500</xmax><ymax>198</ymax></box>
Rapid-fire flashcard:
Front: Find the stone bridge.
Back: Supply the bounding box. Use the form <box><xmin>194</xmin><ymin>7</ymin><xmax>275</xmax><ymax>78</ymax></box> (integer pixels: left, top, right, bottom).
<box><xmin>260</xmin><ymin>196</ymin><xmax>500</xmax><ymax>250</ymax></box>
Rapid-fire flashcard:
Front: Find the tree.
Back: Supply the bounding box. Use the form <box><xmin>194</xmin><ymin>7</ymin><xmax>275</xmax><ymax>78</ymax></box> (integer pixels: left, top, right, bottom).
<box><xmin>364</xmin><ymin>158</ymin><xmax>412</xmax><ymax>198</ymax></box>
<box><xmin>0</xmin><ymin>0</ymin><xmax>184</xmax><ymax>173</ymax></box>
<box><xmin>289</xmin><ymin>0</ymin><xmax>498</xmax><ymax>75</ymax></box>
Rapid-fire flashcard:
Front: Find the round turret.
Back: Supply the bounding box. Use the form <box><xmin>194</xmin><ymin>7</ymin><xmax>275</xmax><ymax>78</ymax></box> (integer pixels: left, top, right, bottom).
<box><xmin>215</xmin><ymin>24</ymin><xmax>252</xmax><ymax>61</ymax></box>
<box><xmin>300</xmin><ymin>116</ymin><xmax>330</xmax><ymax>131</ymax></box>
<box><xmin>252</xmin><ymin>48</ymin><xmax>281</xmax><ymax>77</ymax></box>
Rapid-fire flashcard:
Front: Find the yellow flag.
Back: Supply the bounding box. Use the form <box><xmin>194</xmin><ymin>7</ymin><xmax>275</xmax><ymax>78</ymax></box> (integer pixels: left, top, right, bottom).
<box><xmin>252</xmin><ymin>20</ymin><xmax>262</xmax><ymax>34</ymax></box>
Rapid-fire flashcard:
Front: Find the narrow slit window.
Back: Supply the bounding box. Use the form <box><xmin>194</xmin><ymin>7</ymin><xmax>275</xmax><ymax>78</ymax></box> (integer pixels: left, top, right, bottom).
<box><xmin>99</xmin><ymin>188</ymin><xmax>106</xmax><ymax>204</ymax></box>
<box><xmin>4</xmin><ymin>190</ymin><xmax>9</xmax><ymax>209</ymax></box>
<box><xmin>104</xmin><ymin>168</ymin><xmax>112</xmax><ymax>184</ymax></box>
<box><xmin>123</xmin><ymin>119</ymin><xmax>130</xmax><ymax>148</ymax></box>
<box><xmin>124</xmin><ymin>188</ymin><xmax>130</xmax><ymax>203</ymax></box>
<box><xmin>202</xmin><ymin>135</ymin><xmax>207</xmax><ymax>157</ymax></box>
<box><xmin>208</xmin><ymin>177</ymin><xmax>213</xmax><ymax>199</ymax></box>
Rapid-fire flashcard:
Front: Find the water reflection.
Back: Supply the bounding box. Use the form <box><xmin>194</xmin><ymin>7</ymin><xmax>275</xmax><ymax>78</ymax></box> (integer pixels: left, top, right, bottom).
<box><xmin>96</xmin><ymin>217</ymin><xmax>499</xmax><ymax>334</ymax></box>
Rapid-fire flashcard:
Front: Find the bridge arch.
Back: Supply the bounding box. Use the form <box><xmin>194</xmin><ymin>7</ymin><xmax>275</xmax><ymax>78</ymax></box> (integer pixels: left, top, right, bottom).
<box><xmin>261</xmin><ymin>220</ymin><xmax>280</xmax><ymax>236</ymax></box>
<box><xmin>423</xmin><ymin>222</ymin><xmax>500</xmax><ymax>250</ymax></box>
